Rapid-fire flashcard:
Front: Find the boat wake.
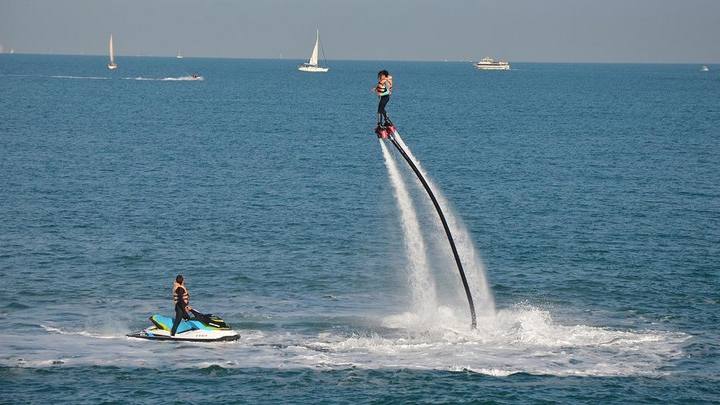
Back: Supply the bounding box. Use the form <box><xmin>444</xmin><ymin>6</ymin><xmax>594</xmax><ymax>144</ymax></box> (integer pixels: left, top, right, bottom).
<box><xmin>1</xmin><ymin>74</ymin><xmax>203</xmax><ymax>81</ymax></box>
<box><xmin>40</xmin><ymin>324</ymin><xmax>125</xmax><ymax>340</ymax></box>
<box><xmin>1</xmin><ymin>305</ymin><xmax>688</xmax><ymax>377</ymax></box>
<box><xmin>50</xmin><ymin>75</ymin><xmax>109</xmax><ymax>80</ymax></box>
<box><xmin>0</xmin><ymin>74</ymin><xmax>109</xmax><ymax>80</ymax></box>
<box><xmin>123</xmin><ymin>75</ymin><xmax>203</xmax><ymax>81</ymax></box>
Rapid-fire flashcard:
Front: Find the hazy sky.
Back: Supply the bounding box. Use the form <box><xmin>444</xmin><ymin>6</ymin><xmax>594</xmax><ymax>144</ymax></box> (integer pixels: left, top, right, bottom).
<box><xmin>1</xmin><ymin>0</ymin><xmax>719</xmax><ymax>62</ymax></box>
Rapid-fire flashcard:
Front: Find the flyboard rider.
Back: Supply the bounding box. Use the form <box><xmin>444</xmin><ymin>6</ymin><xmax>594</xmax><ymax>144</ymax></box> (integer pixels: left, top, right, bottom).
<box><xmin>375</xmin><ymin>70</ymin><xmax>393</xmax><ymax>128</ymax></box>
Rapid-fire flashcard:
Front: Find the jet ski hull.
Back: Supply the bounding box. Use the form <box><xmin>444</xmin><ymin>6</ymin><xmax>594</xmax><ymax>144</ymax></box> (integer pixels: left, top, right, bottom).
<box><xmin>127</xmin><ymin>313</ymin><xmax>240</xmax><ymax>342</ymax></box>
<box><xmin>127</xmin><ymin>327</ymin><xmax>240</xmax><ymax>342</ymax></box>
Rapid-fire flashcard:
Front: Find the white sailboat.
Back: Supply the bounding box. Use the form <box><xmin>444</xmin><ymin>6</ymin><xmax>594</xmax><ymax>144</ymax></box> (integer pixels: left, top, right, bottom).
<box><xmin>701</xmin><ymin>65</ymin><xmax>709</xmax><ymax>72</ymax></box>
<box><xmin>107</xmin><ymin>34</ymin><xmax>117</xmax><ymax>70</ymax></box>
<box><xmin>176</xmin><ymin>50</ymin><xmax>183</xmax><ymax>59</ymax></box>
<box><xmin>298</xmin><ymin>29</ymin><xmax>329</xmax><ymax>73</ymax></box>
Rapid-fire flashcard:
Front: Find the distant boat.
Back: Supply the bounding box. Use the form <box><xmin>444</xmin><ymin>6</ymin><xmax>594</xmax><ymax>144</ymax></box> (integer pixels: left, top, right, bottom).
<box><xmin>298</xmin><ymin>30</ymin><xmax>329</xmax><ymax>73</ymax></box>
<box><xmin>107</xmin><ymin>34</ymin><xmax>117</xmax><ymax>70</ymax></box>
<box><xmin>701</xmin><ymin>65</ymin><xmax>709</xmax><ymax>72</ymax></box>
<box><xmin>474</xmin><ymin>57</ymin><xmax>510</xmax><ymax>71</ymax></box>
<box><xmin>176</xmin><ymin>50</ymin><xmax>183</xmax><ymax>59</ymax></box>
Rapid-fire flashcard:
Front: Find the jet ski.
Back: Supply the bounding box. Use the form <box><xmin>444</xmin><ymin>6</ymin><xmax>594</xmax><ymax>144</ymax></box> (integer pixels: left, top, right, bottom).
<box><xmin>127</xmin><ymin>311</ymin><xmax>240</xmax><ymax>342</ymax></box>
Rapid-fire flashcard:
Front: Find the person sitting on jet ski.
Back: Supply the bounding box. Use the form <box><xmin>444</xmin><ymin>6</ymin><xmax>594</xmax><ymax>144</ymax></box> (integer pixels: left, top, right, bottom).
<box><xmin>375</xmin><ymin>70</ymin><xmax>393</xmax><ymax>128</ymax></box>
<box><xmin>171</xmin><ymin>274</ymin><xmax>193</xmax><ymax>336</ymax></box>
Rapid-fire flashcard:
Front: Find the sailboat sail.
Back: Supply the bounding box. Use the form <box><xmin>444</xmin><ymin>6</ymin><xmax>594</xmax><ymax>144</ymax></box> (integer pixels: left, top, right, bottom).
<box><xmin>107</xmin><ymin>34</ymin><xmax>118</xmax><ymax>69</ymax></box>
<box><xmin>308</xmin><ymin>30</ymin><xmax>320</xmax><ymax>66</ymax></box>
<box><xmin>297</xmin><ymin>29</ymin><xmax>328</xmax><ymax>73</ymax></box>
<box><xmin>109</xmin><ymin>35</ymin><xmax>115</xmax><ymax>64</ymax></box>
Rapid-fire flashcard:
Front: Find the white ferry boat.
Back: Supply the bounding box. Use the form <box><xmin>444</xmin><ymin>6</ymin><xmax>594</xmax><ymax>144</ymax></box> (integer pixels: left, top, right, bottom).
<box><xmin>474</xmin><ymin>57</ymin><xmax>510</xmax><ymax>70</ymax></box>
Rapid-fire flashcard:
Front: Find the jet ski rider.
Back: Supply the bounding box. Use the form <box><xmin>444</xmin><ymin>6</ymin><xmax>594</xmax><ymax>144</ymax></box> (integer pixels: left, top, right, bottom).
<box><xmin>171</xmin><ymin>274</ymin><xmax>192</xmax><ymax>336</ymax></box>
<box><xmin>375</xmin><ymin>70</ymin><xmax>393</xmax><ymax>127</ymax></box>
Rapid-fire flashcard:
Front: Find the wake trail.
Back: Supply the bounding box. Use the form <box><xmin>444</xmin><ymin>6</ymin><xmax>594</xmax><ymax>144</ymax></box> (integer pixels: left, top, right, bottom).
<box><xmin>380</xmin><ymin>140</ymin><xmax>438</xmax><ymax>318</ymax></box>
<box><xmin>4</xmin><ymin>306</ymin><xmax>687</xmax><ymax>377</ymax></box>
<box><xmin>50</xmin><ymin>75</ymin><xmax>109</xmax><ymax>80</ymax></box>
<box><xmin>122</xmin><ymin>76</ymin><xmax>204</xmax><ymax>81</ymax></box>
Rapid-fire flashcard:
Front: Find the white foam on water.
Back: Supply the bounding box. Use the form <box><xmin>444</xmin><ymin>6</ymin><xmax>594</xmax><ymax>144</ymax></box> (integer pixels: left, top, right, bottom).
<box><xmin>394</xmin><ymin>132</ymin><xmax>496</xmax><ymax>316</ymax></box>
<box><xmin>4</xmin><ymin>74</ymin><xmax>202</xmax><ymax>81</ymax></box>
<box><xmin>123</xmin><ymin>76</ymin><xmax>203</xmax><ymax>81</ymax></box>
<box><xmin>50</xmin><ymin>75</ymin><xmax>109</xmax><ymax>80</ymax></box>
<box><xmin>40</xmin><ymin>324</ymin><xmax>123</xmax><ymax>340</ymax></box>
<box><xmin>0</xmin><ymin>305</ymin><xmax>688</xmax><ymax>377</ymax></box>
<box><xmin>162</xmin><ymin>75</ymin><xmax>204</xmax><ymax>81</ymax></box>
<box><xmin>294</xmin><ymin>305</ymin><xmax>689</xmax><ymax>377</ymax></box>
<box><xmin>380</xmin><ymin>140</ymin><xmax>438</xmax><ymax>319</ymax></box>
<box><xmin>1</xmin><ymin>74</ymin><xmax>109</xmax><ymax>80</ymax></box>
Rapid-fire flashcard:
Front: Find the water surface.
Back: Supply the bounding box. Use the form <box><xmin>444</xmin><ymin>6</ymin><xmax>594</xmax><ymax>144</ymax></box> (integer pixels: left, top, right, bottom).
<box><xmin>1</xmin><ymin>55</ymin><xmax>719</xmax><ymax>403</ymax></box>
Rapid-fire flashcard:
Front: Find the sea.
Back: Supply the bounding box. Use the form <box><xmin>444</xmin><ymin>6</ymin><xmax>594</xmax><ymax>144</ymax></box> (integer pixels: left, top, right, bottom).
<box><xmin>1</xmin><ymin>55</ymin><xmax>718</xmax><ymax>403</ymax></box>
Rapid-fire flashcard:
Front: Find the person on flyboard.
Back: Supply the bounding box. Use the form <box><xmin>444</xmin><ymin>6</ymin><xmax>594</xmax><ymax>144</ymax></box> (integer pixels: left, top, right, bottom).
<box><xmin>374</xmin><ymin>70</ymin><xmax>394</xmax><ymax>138</ymax></box>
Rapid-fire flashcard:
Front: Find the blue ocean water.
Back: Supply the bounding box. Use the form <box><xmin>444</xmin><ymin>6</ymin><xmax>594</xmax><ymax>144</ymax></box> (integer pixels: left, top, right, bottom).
<box><xmin>1</xmin><ymin>55</ymin><xmax>719</xmax><ymax>403</ymax></box>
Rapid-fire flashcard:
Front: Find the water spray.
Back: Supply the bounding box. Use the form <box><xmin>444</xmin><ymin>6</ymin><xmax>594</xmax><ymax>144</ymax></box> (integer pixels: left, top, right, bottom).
<box><xmin>377</xmin><ymin>125</ymin><xmax>477</xmax><ymax>329</ymax></box>
<box><xmin>394</xmin><ymin>133</ymin><xmax>495</xmax><ymax>316</ymax></box>
<box><xmin>380</xmin><ymin>140</ymin><xmax>438</xmax><ymax>315</ymax></box>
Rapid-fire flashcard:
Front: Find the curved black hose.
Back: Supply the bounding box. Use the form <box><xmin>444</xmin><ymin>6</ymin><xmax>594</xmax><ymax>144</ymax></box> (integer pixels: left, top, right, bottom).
<box><xmin>388</xmin><ymin>133</ymin><xmax>477</xmax><ymax>329</ymax></box>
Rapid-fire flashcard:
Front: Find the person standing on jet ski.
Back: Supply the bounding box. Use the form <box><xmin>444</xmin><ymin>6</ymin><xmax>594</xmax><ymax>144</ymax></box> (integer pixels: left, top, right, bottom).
<box><xmin>375</xmin><ymin>70</ymin><xmax>393</xmax><ymax>127</ymax></box>
<box><xmin>171</xmin><ymin>274</ymin><xmax>192</xmax><ymax>336</ymax></box>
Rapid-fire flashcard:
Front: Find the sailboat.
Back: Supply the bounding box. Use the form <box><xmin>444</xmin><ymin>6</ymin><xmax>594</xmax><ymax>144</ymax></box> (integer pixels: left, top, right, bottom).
<box><xmin>298</xmin><ymin>29</ymin><xmax>329</xmax><ymax>73</ymax></box>
<box><xmin>107</xmin><ymin>34</ymin><xmax>117</xmax><ymax>70</ymax></box>
<box><xmin>176</xmin><ymin>50</ymin><xmax>183</xmax><ymax>59</ymax></box>
<box><xmin>701</xmin><ymin>65</ymin><xmax>709</xmax><ymax>72</ymax></box>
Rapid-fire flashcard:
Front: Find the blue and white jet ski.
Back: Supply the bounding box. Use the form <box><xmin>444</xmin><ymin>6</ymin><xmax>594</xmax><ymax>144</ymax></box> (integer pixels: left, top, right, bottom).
<box><xmin>127</xmin><ymin>311</ymin><xmax>240</xmax><ymax>342</ymax></box>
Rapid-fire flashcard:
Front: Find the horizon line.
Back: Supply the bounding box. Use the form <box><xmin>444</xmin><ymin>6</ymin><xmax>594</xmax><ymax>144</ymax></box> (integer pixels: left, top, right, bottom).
<box><xmin>1</xmin><ymin>52</ymin><xmax>717</xmax><ymax>65</ymax></box>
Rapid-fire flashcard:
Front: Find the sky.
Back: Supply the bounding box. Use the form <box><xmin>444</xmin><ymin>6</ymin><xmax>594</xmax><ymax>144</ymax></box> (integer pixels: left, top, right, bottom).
<box><xmin>1</xmin><ymin>0</ymin><xmax>719</xmax><ymax>63</ymax></box>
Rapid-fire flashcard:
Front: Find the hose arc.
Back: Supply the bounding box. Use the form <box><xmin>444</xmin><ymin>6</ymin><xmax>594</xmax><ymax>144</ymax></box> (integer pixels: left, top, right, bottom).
<box><xmin>388</xmin><ymin>132</ymin><xmax>477</xmax><ymax>329</ymax></box>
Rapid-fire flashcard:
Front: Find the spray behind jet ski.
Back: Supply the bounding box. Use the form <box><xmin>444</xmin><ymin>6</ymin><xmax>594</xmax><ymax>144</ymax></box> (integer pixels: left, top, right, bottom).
<box><xmin>376</xmin><ymin>123</ymin><xmax>478</xmax><ymax>329</ymax></box>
